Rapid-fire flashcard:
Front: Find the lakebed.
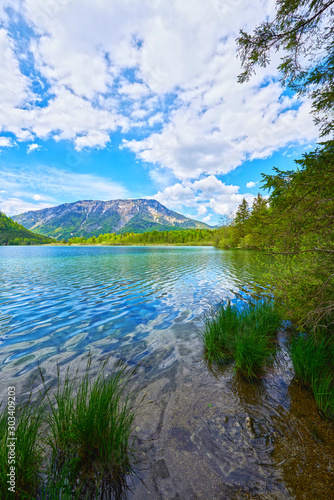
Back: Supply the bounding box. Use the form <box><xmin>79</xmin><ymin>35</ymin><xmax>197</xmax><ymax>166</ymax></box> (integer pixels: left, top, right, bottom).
<box><xmin>0</xmin><ymin>245</ymin><xmax>333</xmax><ymax>498</ymax></box>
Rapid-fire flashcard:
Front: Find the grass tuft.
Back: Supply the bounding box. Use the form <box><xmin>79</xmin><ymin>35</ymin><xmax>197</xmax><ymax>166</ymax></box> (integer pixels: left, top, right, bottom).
<box><xmin>202</xmin><ymin>299</ymin><xmax>282</xmax><ymax>378</ymax></box>
<box><xmin>0</xmin><ymin>357</ymin><xmax>140</xmax><ymax>499</ymax></box>
<box><xmin>0</xmin><ymin>396</ymin><xmax>44</xmax><ymax>500</ymax></box>
<box><xmin>290</xmin><ymin>334</ymin><xmax>334</xmax><ymax>419</ymax></box>
<box><xmin>43</xmin><ymin>357</ymin><xmax>139</xmax><ymax>499</ymax></box>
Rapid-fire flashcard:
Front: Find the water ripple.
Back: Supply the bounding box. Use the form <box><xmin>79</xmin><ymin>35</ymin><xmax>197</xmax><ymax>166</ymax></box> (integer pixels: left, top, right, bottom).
<box><xmin>0</xmin><ymin>246</ymin><xmax>267</xmax><ymax>379</ymax></box>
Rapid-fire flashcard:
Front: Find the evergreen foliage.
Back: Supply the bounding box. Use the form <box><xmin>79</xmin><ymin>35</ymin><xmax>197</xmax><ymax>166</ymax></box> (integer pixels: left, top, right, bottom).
<box><xmin>235</xmin><ymin>0</ymin><xmax>334</xmax><ymax>417</ymax></box>
<box><xmin>237</xmin><ymin>0</ymin><xmax>334</xmax><ymax>136</ymax></box>
<box><xmin>215</xmin><ymin>142</ymin><xmax>334</xmax><ymax>332</ymax></box>
<box><xmin>234</xmin><ymin>197</ymin><xmax>250</xmax><ymax>239</ymax></box>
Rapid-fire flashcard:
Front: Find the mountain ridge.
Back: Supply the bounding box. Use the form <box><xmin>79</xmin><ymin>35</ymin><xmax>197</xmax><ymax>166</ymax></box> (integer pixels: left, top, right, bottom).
<box><xmin>12</xmin><ymin>199</ymin><xmax>210</xmax><ymax>240</ymax></box>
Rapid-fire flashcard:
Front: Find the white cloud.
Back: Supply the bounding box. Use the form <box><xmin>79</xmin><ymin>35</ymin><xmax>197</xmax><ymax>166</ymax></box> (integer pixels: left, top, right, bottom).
<box><xmin>0</xmin><ymin>164</ymin><xmax>129</xmax><ymax>215</ymax></box>
<box><xmin>0</xmin><ymin>0</ymin><xmax>320</xmax><ymax>183</ymax></box>
<box><xmin>32</xmin><ymin>35</ymin><xmax>110</xmax><ymax>100</ymax></box>
<box><xmin>0</xmin><ymin>136</ymin><xmax>15</xmax><ymax>148</ymax></box>
<box><xmin>148</xmin><ymin>112</ymin><xmax>163</xmax><ymax>127</ymax></box>
<box><xmin>202</xmin><ymin>214</ymin><xmax>211</xmax><ymax>223</ymax></box>
<box><xmin>209</xmin><ymin>199</ymin><xmax>231</xmax><ymax>216</ymax></box>
<box><xmin>0</xmin><ymin>28</ymin><xmax>30</xmax><ymax>109</ymax></box>
<box><xmin>28</xmin><ymin>87</ymin><xmax>129</xmax><ymax>149</ymax></box>
<box><xmin>246</xmin><ymin>181</ymin><xmax>257</xmax><ymax>188</ymax></box>
<box><xmin>197</xmin><ymin>205</ymin><xmax>207</xmax><ymax>216</ymax></box>
<box><xmin>125</xmin><ymin>86</ymin><xmax>316</xmax><ymax>180</ymax></box>
<box><xmin>119</xmin><ymin>81</ymin><xmax>150</xmax><ymax>99</ymax></box>
<box><xmin>192</xmin><ymin>176</ymin><xmax>239</xmax><ymax>196</ymax></box>
<box><xmin>151</xmin><ymin>175</ymin><xmax>251</xmax><ymax>219</ymax></box>
<box><xmin>74</xmin><ymin>131</ymin><xmax>111</xmax><ymax>151</ymax></box>
<box><xmin>27</xmin><ymin>143</ymin><xmax>41</xmax><ymax>153</ymax></box>
<box><xmin>0</xmin><ymin>196</ymin><xmax>54</xmax><ymax>216</ymax></box>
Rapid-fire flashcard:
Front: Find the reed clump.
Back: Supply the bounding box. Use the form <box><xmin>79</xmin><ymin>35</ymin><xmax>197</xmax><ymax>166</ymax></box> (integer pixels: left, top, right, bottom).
<box><xmin>290</xmin><ymin>334</ymin><xmax>334</xmax><ymax>420</ymax></box>
<box><xmin>202</xmin><ymin>300</ymin><xmax>282</xmax><ymax>378</ymax></box>
<box><xmin>0</xmin><ymin>397</ymin><xmax>44</xmax><ymax>500</ymax></box>
<box><xmin>0</xmin><ymin>358</ymin><xmax>140</xmax><ymax>500</ymax></box>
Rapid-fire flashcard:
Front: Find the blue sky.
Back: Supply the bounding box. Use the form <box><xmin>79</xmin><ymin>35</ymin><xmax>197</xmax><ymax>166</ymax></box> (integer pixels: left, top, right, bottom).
<box><xmin>0</xmin><ymin>0</ymin><xmax>319</xmax><ymax>225</ymax></box>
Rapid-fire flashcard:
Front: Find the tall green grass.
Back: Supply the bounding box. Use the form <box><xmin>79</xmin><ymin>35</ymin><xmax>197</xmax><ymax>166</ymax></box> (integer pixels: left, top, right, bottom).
<box><xmin>0</xmin><ymin>397</ymin><xmax>44</xmax><ymax>500</ymax></box>
<box><xmin>202</xmin><ymin>303</ymin><xmax>239</xmax><ymax>363</ymax></box>
<box><xmin>202</xmin><ymin>300</ymin><xmax>282</xmax><ymax>378</ymax></box>
<box><xmin>290</xmin><ymin>334</ymin><xmax>334</xmax><ymax>419</ymax></box>
<box><xmin>44</xmin><ymin>358</ymin><xmax>139</xmax><ymax>499</ymax></box>
<box><xmin>0</xmin><ymin>358</ymin><xmax>140</xmax><ymax>499</ymax></box>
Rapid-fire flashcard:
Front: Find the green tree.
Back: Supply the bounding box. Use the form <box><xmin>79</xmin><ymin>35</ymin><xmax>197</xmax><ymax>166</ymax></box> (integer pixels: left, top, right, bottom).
<box><xmin>247</xmin><ymin>194</ymin><xmax>270</xmax><ymax>248</ymax></box>
<box><xmin>237</xmin><ymin>0</ymin><xmax>334</xmax><ymax>136</ymax></box>
<box><xmin>261</xmin><ymin>141</ymin><xmax>334</xmax><ymax>331</ymax></box>
<box><xmin>234</xmin><ymin>198</ymin><xmax>250</xmax><ymax>239</ymax></box>
<box><xmin>236</xmin><ymin>0</ymin><xmax>334</xmax><ymax>332</ymax></box>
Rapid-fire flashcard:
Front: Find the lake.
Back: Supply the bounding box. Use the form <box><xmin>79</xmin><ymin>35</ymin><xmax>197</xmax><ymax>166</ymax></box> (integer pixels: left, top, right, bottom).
<box><xmin>0</xmin><ymin>245</ymin><xmax>265</xmax><ymax>388</ymax></box>
<box><xmin>0</xmin><ymin>245</ymin><xmax>333</xmax><ymax>499</ymax></box>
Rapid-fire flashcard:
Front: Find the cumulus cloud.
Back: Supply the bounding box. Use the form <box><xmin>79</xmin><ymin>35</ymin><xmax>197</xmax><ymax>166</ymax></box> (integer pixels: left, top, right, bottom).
<box><xmin>0</xmin><ymin>196</ymin><xmax>54</xmax><ymax>216</ymax></box>
<box><xmin>246</xmin><ymin>181</ymin><xmax>257</xmax><ymax>188</ymax></box>
<box><xmin>202</xmin><ymin>215</ymin><xmax>212</xmax><ymax>223</ymax></box>
<box><xmin>151</xmin><ymin>175</ymin><xmax>253</xmax><ymax>219</ymax></box>
<box><xmin>0</xmin><ymin>28</ymin><xmax>30</xmax><ymax>108</ymax></box>
<box><xmin>197</xmin><ymin>205</ymin><xmax>207</xmax><ymax>216</ymax></box>
<box><xmin>0</xmin><ymin>136</ymin><xmax>15</xmax><ymax>148</ymax></box>
<box><xmin>0</xmin><ymin>0</ymin><xmax>319</xmax><ymax>162</ymax></box>
<box><xmin>125</xmin><ymin>85</ymin><xmax>316</xmax><ymax>180</ymax></box>
<box><xmin>27</xmin><ymin>143</ymin><xmax>41</xmax><ymax>153</ymax></box>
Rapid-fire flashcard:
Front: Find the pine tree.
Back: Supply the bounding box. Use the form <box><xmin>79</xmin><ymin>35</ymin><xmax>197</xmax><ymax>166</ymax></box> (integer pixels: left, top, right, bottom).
<box><xmin>234</xmin><ymin>198</ymin><xmax>250</xmax><ymax>239</ymax></box>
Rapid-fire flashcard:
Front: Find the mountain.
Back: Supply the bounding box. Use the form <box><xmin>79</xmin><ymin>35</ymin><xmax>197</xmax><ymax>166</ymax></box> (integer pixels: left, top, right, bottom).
<box><xmin>0</xmin><ymin>211</ymin><xmax>52</xmax><ymax>245</ymax></box>
<box><xmin>12</xmin><ymin>199</ymin><xmax>210</xmax><ymax>240</ymax></box>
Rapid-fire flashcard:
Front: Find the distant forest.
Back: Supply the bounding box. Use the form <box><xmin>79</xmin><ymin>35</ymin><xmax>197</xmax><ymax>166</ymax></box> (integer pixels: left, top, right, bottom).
<box><xmin>66</xmin><ymin>228</ymin><xmax>216</xmax><ymax>246</ymax></box>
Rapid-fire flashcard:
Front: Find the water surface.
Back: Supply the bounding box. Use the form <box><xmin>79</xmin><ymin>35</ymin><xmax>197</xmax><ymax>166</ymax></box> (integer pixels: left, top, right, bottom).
<box><xmin>0</xmin><ymin>245</ymin><xmax>264</xmax><ymax>383</ymax></box>
<box><xmin>1</xmin><ymin>245</ymin><xmax>333</xmax><ymax>499</ymax></box>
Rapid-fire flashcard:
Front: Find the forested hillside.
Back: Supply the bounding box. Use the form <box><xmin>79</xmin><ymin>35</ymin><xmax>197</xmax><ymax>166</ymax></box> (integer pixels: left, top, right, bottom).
<box><xmin>0</xmin><ymin>212</ymin><xmax>52</xmax><ymax>245</ymax></box>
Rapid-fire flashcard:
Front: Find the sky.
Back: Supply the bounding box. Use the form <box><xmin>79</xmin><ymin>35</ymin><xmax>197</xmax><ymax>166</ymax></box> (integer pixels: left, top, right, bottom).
<box><xmin>0</xmin><ymin>0</ymin><xmax>319</xmax><ymax>226</ymax></box>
